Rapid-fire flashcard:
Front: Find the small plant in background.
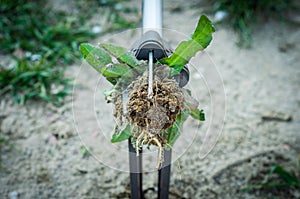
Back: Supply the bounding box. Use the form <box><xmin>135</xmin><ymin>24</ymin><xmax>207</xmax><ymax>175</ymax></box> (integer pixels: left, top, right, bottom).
<box><xmin>105</xmin><ymin>5</ymin><xmax>140</xmax><ymax>32</ymax></box>
<box><xmin>243</xmin><ymin>154</ymin><xmax>300</xmax><ymax>195</ymax></box>
<box><xmin>77</xmin><ymin>0</ymin><xmax>141</xmax><ymax>34</ymax></box>
<box><xmin>98</xmin><ymin>0</ymin><xmax>140</xmax><ymax>32</ymax></box>
<box><xmin>0</xmin><ymin>0</ymin><xmax>96</xmax><ymax>64</ymax></box>
<box><xmin>0</xmin><ymin>0</ymin><xmax>95</xmax><ymax>105</ymax></box>
<box><xmin>0</xmin><ymin>137</ymin><xmax>13</xmax><ymax>150</ymax></box>
<box><xmin>211</xmin><ymin>0</ymin><xmax>295</xmax><ymax>47</ymax></box>
<box><xmin>0</xmin><ymin>0</ymin><xmax>140</xmax><ymax>105</ymax></box>
<box><xmin>0</xmin><ymin>57</ymin><xmax>72</xmax><ymax>106</ymax></box>
<box><xmin>80</xmin><ymin>145</ymin><xmax>91</xmax><ymax>158</ymax></box>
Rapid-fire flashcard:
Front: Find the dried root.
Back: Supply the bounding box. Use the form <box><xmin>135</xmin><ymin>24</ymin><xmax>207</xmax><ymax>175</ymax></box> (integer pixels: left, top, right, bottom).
<box><xmin>131</xmin><ymin>127</ymin><xmax>164</xmax><ymax>168</ymax></box>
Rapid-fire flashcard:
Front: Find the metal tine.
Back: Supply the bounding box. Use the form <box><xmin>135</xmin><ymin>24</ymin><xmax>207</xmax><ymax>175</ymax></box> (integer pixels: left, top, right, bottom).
<box><xmin>128</xmin><ymin>139</ymin><xmax>144</xmax><ymax>199</ymax></box>
<box><xmin>158</xmin><ymin>148</ymin><xmax>172</xmax><ymax>199</ymax></box>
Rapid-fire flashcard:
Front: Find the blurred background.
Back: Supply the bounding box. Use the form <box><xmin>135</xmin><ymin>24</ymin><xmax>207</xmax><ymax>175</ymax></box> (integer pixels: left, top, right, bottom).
<box><xmin>1</xmin><ymin>0</ymin><xmax>300</xmax><ymax>198</ymax></box>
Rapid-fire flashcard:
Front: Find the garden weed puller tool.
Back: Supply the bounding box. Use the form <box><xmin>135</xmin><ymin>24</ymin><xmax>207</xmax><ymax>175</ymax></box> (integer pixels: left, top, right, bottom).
<box><xmin>129</xmin><ymin>0</ymin><xmax>189</xmax><ymax>198</ymax></box>
<box><xmin>79</xmin><ymin>0</ymin><xmax>214</xmax><ymax>198</ymax></box>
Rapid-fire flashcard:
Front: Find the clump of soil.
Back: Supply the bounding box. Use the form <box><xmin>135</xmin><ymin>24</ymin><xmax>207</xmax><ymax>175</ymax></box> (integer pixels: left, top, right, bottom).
<box><xmin>112</xmin><ymin>66</ymin><xmax>185</xmax><ymax>168</ymax></box>
<box><xmin>127</xmin><ymin>71</ymin><xmax>183</xmax><ymax>130</ymax></box>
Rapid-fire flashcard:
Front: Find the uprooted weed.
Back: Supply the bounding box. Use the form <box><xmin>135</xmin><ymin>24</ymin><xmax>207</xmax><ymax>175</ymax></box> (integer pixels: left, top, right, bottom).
<box><xmin>113</xmin><ymin>70</ymin><xmax>184</xmax><ymax>168</ymax></box>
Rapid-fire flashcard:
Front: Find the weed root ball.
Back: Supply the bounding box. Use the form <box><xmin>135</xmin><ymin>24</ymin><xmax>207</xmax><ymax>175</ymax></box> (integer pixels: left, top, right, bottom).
<box><xmin>127</xmin><ymin>71</ymin><xmax>184</xmax><ymax>133</ymax></box>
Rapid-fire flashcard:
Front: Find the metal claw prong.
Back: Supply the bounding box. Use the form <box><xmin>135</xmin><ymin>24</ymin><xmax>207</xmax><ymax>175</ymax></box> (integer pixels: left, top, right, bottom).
<box><xmin>148</xmin><ymin>51</ymin><xmax>154</xmax><ymax>99</ymax></box>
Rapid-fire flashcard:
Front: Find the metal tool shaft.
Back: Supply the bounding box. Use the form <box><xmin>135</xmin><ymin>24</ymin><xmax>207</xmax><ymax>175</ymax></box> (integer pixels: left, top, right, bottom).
<box><xmin>148</xmin><ymin>51</ymin><xmax>153</xmax><ymax>99</ymax></box>
<box><xmin>128</xmin><ymin>1</ymin><xmax>171</xmax><ymax>198</ymax></box>
<box><xmin>128</xmin><ymin>139</ymin><xmax>143</xmax><ymax>199</ymax></box>
<box><xmin>158</xmin><ymin>149</ymin><xmax>172</xmax><ymax>199</ymax></box>
<box><xmin>142</xmin><ymin>0</ymin><xmax>162</xmax><ymax>36</ymax></box>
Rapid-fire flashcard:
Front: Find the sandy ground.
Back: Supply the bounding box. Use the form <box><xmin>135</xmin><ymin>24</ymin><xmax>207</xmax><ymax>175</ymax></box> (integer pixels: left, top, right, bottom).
<box><xmin>1</xmin><ymin>0</ymin><xmax>300</xmax><ymax>198</ymax></box>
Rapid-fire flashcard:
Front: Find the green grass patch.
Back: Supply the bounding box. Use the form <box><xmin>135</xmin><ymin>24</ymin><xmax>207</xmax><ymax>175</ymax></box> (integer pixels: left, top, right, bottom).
<box><xmin>0</xmin><ymin>0</ymin><xmax>96</xmax><ymax>64</ymax></box>
<box><xmin>0</xmin><ymin>57</ymin><xmax>72</xmax><ymax>106</ymax></box>
<box><xmin>243</xmin><ymin>154</ymin><xmax>300</xmax><ymax>195</ymax></box>
<box><xmin>0</xmin><ymin>0</ymin><xmax>95</xmax><ymax>105</ymax></box>
<box><xmin>211</xmin><ymin>0</ymin><xmax>296</xmax><ymax>47</ymax></box>
<box><xmin>0</xmin><ymin>0</ymin><xmax>139</xmax><ymax>105</ymax></box>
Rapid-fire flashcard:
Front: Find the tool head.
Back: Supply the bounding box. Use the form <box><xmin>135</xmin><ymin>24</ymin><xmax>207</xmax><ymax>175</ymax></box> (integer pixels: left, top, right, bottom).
<box><xmin>131</xmin><ymin>30</ymin><xmax>189</xmax><ymax>87</ymax></box>
<box><xmin>131</xmin><ymin>30</ymin><xmax>172</xmax><ymax>60</ymax></box>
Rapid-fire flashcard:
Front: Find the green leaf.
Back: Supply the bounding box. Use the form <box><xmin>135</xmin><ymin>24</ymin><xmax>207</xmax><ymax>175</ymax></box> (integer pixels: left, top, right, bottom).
<box><xmin>80</xmin><ymin>43</ymin><xmax>112</xmax><ymax>73</ymax></box>
<box><xmin>111</xmin><ymin>124</ymin><xmax>131</xmax><ymax>143</ymax></box>
<box><xmin>167</xmin><ymin>111</ymin><xmax>189</xmax><ymax>146</ymax></box>
<box><xmin>242</xmin><ymin>164</ymin><xmax>300</xmax><ymax>192</ymax></box>
<box><xmin>80</xmin><ymin>146</ymin><xmax>90</xmax><ymax>157</ymax></box>
<box><xmin>160</xmin><ymin>15</ymin><xmax>215</xmax><ymax>73</ymax></box>
<box><xmin>100</xmin><ymin>43</ymin><xmax>140</xmax><ymax>68</ymax></box>
<box><xmin>101</xmin><ymin>63</ymin><xmax>137</xmax><ymax>85</ymax></box>
<box><xmin>185</xmin><ymin>89</ymin><xmax>192</xmax><ymax>96</ymax></box>
<box><xmin>105</xmin><ymin>77</ymin><xmax>118</xmax><ymax>85</ymax></box>
<box><xmin>270</xmin><ymin>165</ymin><xmax>300</xmax><ymax>187</ymax></box>
<box><xmin>101</xmin><ymin>64</ymin><xmax>133</xmax><ymax>78</ymax></box>
<box><xmin>190</xmin><ymin>109</ymin><xmax>205</xmax><ymax>121</ymax></box>
<box><xmin>0</xmin><ymin>137</ymin><xmax>6</xmax><ymax>143</ymax></box>
<box><xmin>169</xmin><ymin>67</ymin><xmax>181</xmax><ymax>77</ymax></box>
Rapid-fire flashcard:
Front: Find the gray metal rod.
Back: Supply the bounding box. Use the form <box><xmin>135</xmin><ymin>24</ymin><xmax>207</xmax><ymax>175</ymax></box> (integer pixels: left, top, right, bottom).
<box><xmin>148</xmin><ymin>51</ymin><xmax>153</xmax><ymax>99</ymax></box>
<box><xmin>142</xmin><ymin>0</ymin><xmax>162</xmax><ymax>36</ymax></box>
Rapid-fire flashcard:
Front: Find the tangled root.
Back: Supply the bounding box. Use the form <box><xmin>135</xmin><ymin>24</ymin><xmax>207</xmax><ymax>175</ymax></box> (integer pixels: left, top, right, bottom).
<box><xmin>134</xmin><ymin>129</ymin><xmax>164</xmax><ymax>168</ymax></box>
<box><xmin>127</xmin><ymin>71</ymin><xmax>184</xmax><ymax>130</ymax></box>
<box><xmin>112</xmin><ymin>68</ymin><xmax>185</xmax><ymax>168</ymax></box>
